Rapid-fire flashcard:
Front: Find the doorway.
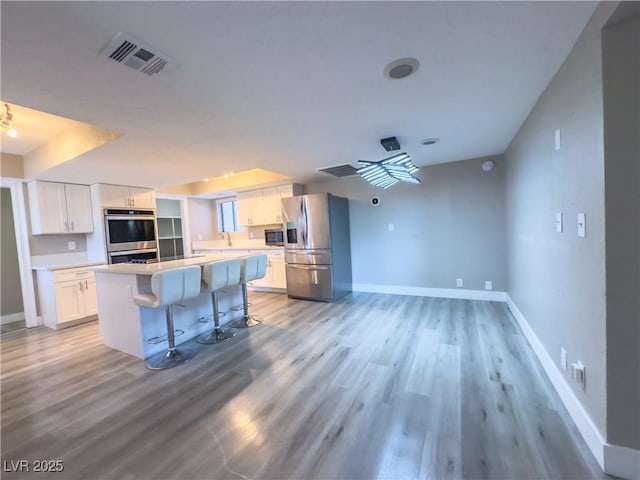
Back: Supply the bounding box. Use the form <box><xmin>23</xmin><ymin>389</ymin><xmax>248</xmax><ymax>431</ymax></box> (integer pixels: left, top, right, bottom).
<box><xmin>1</xmin><ymin>187</ymin><xmax>25</xmax><ymax>334</ymax></box>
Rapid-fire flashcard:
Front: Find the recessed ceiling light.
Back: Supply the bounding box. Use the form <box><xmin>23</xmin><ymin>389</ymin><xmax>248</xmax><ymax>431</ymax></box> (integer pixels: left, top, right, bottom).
<box><xmin>384</xmin><ymin>57</ymin><xmax>419</xmax><ymax>80</ymax></box>
<box><xmin>420</xmin><ymin>138</ymin><xmax>440</xmax><ymax>146</ymax></box>
<box><xmin>203</xmin><ymin>178</ymin><xmax>209</xmax><ymax>182</ymax></box>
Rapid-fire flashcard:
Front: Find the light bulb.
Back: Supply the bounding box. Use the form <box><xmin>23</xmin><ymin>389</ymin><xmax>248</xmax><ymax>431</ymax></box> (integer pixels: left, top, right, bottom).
<box><xmin>6</xmin><ymin>128</ymin><xmax>18</xmax><ymax>137</ymax></box>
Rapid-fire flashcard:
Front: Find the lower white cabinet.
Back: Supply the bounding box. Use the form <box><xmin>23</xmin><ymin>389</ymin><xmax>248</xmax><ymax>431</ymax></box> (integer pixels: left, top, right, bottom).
<box><xmin>248</xmin><ymin>250</ymin><xmax>286</xmax><ymax>291</ymax></box>
<box><xmin>36</xmin><ymin>267</ymin><xmax>99</xmax><ymax>329</ymax></box>
<box><xmin>193</xmin><ymin>248</ymin><xmax>286</xmax><ymax>292</ymax></box>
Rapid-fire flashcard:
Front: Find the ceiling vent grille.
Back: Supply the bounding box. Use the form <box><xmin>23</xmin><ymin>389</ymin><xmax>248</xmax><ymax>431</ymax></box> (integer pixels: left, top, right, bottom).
<box><xmin>318</xmin><ymin>164</ymin><xmax>359</xmax><ymax>177</ymax></box>
<box><xmin>101</xmin><ymin>32</ymin><xmax>171</xmax><ymax>76</ymax></box>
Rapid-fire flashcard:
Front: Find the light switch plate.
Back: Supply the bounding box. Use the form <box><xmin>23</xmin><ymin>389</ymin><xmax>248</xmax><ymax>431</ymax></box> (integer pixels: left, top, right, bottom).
<box><xmin>577</xmin><ymin>213</ymin><xmax>586</xmax><ymax>237</ymax></box>
<box><xmin>555</xmin><ymin>128</ymin><xmax>561</xmax><ymax>151</ymax></box>
<box><xmin>456</xmin><ymin>278</ymin><xmax>463</xmax><ymax>287</ymax></box>
<box><xmin>561</xmin><ymin>347</ymin><xmax>567</xmax><ymax>371</ymax></box>
<box><xmin>484</xmin><ymin>281</ymin><xmax>493</xmax><ymax>290</ymax></box>
<box><xmin>556</xmin><ymin>213</ymin><xmax>563</xmax><ymax>233</ymax></box>
<box><xmin>388</xmin><ymin>223</ymin><xmax>395</xmax><ymax>232</ymax></box>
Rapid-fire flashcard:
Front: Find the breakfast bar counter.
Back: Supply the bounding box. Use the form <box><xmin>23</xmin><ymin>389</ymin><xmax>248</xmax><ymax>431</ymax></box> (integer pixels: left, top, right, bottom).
<box><xmin>91</xmin><ymin>253</ymin><xmax>249</xmax><ymax>359</ymax></box>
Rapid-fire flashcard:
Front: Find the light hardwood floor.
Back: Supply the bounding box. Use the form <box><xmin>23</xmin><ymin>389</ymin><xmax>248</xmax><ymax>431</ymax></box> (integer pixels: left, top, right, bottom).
<box><xmin>1</xmin><ymin>292</ymin><xmax>607</xmax><ymax>479</ymax></box>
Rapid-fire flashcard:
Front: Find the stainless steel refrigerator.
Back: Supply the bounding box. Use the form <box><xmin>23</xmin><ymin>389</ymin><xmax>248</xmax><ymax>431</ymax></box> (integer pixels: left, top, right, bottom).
<box><xmin>282</xmin><ymin>193</ymin><xmax>352</xmax><ymax>302</ymax></box>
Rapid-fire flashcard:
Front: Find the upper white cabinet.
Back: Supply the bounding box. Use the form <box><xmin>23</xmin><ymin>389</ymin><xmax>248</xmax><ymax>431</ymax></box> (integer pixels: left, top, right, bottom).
<box><xmin>237</xmin><ymin>184</ymin><xmax>302</xmax><ymax>226</ymax></box>
<box><xmin>28</xmin><ymin>181</ymin><xmax>93</xmax><ymax>235</ymax></box>
<box><xmin>95</xmin><ymin>184</ymin><xmax>155</xmax><ymax>209</ymax></box>
<box><xmin>236</xmin><ymin>190</ymin><xmax>264</xmax><ymax>226</ymax></box>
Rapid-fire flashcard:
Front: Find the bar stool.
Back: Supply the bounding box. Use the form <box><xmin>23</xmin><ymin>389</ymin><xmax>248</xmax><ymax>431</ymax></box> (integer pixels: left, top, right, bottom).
<box><xmin>133</xmin><ymin>265</ymin><xmax>202</xmax><ymax>370</ymax></box>
<box><xmin>196</xmin><ymin>258</ymin><xmax>242</xmax><ymax>344</ymax></box>
<box><xmin>228</xmin><ymin>254</ymin><xmax>268</xmax><ymax>328</ymax></box>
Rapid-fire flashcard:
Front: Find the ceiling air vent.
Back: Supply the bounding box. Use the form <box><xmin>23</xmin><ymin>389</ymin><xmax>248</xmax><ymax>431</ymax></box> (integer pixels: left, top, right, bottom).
<box><xmin>318</xmin><ymin>164</ymin><xmax>359</xmax><ymax>178</ymax></box>
<box><xmin>101</xmin><ymin>32</ymin><xmax>171</xmax><ymax>76</ymax></box>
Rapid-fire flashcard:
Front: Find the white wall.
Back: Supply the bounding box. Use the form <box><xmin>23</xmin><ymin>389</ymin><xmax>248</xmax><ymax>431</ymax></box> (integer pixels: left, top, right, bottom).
<box><xmin>187</xmin><ymin>197</ymin><xmax>217</xmax><ymax>242</ymax></box>
<box><xmin>306</xmin><ymin>155</ymin><xmax>507</xmax><ymax>292</ymax></box>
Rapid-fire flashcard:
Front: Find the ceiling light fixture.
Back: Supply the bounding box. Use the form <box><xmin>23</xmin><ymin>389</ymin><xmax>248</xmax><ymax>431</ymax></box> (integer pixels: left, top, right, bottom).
<box><xmin>384</xmin><ymin>57</ymin><xmax>419</xmax><ymax>80</ymax></box>
<box><xmin>1</xmin><ymin>104</ymin><xmax>18</xmax><ymax>137</ymax></box>
<box><xmin>357</xmin><ymin>152</ymin><xmax>420</xmax><ymax>189</ymax></box>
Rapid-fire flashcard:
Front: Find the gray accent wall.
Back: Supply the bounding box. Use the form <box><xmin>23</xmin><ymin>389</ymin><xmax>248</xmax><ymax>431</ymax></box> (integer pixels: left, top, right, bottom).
<box><xmin>1</xmin><ymin>188</ymin><xmax>24</xmax><ymax>316</ymax></box>
<box><xmin>602</xmin><ymin>10</ymin><xmax>639</xmax><ymax>450</ymax></box>
<box><xmin>306</xmin><ymin>155</ymin><xmax>507</xmax><ymax>291</ymax></box>
<box><xmin>503</xmin><ymin>3</ymin><xmax>618</xmax><ymax>440</ymax></box>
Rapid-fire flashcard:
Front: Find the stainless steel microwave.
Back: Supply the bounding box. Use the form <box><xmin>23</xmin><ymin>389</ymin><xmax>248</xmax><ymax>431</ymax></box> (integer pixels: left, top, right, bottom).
<box><xmin>264</xmin><ymin>228</ymin><xmax>284</xmax><ymax>246</ymax></box>
<box><xmin>104</xmin><ymin>209</ymin><xmax>157</xmax><ymax>253</ymax></box>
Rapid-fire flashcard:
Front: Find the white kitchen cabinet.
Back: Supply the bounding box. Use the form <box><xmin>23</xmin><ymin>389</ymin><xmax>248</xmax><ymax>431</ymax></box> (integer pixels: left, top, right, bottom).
<box><xmin>247</xmin><ymin>249</ymin><xmax>286</xmax><ymax>291</ymax></box>
<box><xmin>27</xmin><ymin>181</ymin><xmax>93</xmax><ymax>234</ymax></box>
<box><xmin>236</xmin><ymin>190</ymin><xmax>265</xmax><ymax>226</ymax></box>
<box><xmin>95</xmin><ymin>184</ymin><xmax>155</xmax><ymax>209</ymax></box>
<box><xmin>36</xmin><ymin>267</ymin><xmax>99</xmax><ymax>329</ymax></box>
<box><xmin>237</xmin><ymin>184</ymin><xmax>303</xmax><ymax>226</ymax></box>
<box><xmin>270</xmin><ymin>252</ymin><xmax>287</xmax><ymax>289</ymax></box>
<box><xmin>130</xmin><ymin>187</ymin><xmax>156</xmax><ymax>209</ymax></box>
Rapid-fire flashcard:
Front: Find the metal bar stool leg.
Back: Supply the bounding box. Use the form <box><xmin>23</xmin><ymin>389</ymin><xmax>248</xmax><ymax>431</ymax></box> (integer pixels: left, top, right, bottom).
<box><xmin>145</xmin><ymin>304</ymin><xmax>198</xmax><ymax>370</ymax></box>
<box><xmin>197</xmin><ymin>291</ymin><xmax>237</xmax><ymax>344</ymax></box>
<box><xmin>229</xmin><ymin>283</ymin><xmax>263</xmax><ymax>328</ymax></box>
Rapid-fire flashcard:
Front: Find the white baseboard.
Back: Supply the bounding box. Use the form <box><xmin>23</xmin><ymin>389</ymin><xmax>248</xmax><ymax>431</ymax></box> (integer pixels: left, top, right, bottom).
<box><xmin>353</xmin><ymin>283</ymin><xmax>507</xmax><ymax>302</ymax></box>
<box><xmin>604</xmin><ymin>443</ymin><xmax>640</xmax><ymax>480</ymax></box>
<box><xmin>1</xmin><ymin>312</ymin><xmax>25</xmax><ymax>325</ymax></box>
<box><xmin>505</xmin><ymin>295</ymin><xmax>606</xmax><ymax>470</ymax></box>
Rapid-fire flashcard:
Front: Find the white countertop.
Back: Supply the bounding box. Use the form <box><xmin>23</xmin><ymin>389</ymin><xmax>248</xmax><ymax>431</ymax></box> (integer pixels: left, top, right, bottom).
<box><xmin>31</xmin><ymin>253</ymin><xmax>105</xmax><ymax>271</ymax></box>
<box><xmin>192</xmin><ymin>239</ymin><xmax>282</xmax><ymax>251</ymax></box>
<box><xmin>90</xmin><ymin>252</ymin><xmax>250</xmax><ymax>275</ymax></box>
<box><xmin>33</xmin><ymin>261</ymin><xmax>105</xmax><ymax>271</ymax></box>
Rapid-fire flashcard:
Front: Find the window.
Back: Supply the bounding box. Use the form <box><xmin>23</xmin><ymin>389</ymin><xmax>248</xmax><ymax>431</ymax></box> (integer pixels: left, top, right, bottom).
<box><xmin>217</xmin><ymin>199</ymin><xmax>240</xmax><ymax>233</ymax></box>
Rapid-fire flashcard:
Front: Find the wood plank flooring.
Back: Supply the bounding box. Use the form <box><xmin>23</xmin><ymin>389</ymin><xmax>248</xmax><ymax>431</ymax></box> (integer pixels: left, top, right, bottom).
<box><xmin>1</xmin><ymin>292</ymin><xmax>607</xmax><ymax>479</ymax></box>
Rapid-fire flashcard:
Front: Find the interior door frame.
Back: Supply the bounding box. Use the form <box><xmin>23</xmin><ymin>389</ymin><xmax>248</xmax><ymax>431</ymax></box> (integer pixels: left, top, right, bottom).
<box><xmin>1</xmin><ymin>177</ymin><xmax>38</xmax><ymax>328</ymax></box>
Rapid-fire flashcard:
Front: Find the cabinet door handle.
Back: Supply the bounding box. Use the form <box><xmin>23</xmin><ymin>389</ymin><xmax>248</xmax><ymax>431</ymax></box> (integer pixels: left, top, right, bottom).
<box><xmin>85</xmin><ymin>280</ymin><xmax>89</xmax><ymax>290</ymax></box>
<box><xmin>64</xmin><ymin>221</ymin><xmax>68</xmax><ymax>231</ymax></box>
<box><xmin>70</xmin><ymin>221</ymin><xmax>74</xmax><ymax>231</ymax></box>
<box><xmin>79</xmin><ymin>281</ymin><xmax>84</xmax><ymax>292</ymax></box>
<box><xmin>131</xmin><ymin>197</ymin><xmax>135</xmax><ymax>207</ymax></box>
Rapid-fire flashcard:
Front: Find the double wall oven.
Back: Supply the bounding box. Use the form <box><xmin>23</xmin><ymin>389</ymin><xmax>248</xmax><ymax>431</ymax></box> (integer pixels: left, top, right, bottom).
<box><xmin>104</xmin><ymin>209</ymin><xmax>158</xmax><ymax>264</ymax></box>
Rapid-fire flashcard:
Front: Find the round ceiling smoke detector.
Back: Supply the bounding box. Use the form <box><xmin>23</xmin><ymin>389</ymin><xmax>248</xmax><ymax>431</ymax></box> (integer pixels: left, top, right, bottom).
<box><xmin>384</xmin><ymin>57</ymin><xmax>419</xmax><ymax>79</ymax></box>
<box><xmin>482</xmin><ymin>160</ymin><xmax>495</xmax><ymax>172</ymax></box>
<box><xmin>420</xmin><ymin>138</ymin><xmax>440</xmax><ymax>146</ymax></box>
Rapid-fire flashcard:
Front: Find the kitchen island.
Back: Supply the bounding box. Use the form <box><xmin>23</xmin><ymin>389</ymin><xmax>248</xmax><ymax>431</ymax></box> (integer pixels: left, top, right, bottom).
<box><xmin>90</xmin><ymin>254</ymin><xmax>248</xmax><ymax>359</ymax></box>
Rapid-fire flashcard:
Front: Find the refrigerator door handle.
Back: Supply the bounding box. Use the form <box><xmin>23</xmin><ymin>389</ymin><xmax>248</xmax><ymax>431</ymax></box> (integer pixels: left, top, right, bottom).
<box><xmin>289</xmin><ymin>264</ymin><xmax>330</xmax><ymax>270</ymax></box>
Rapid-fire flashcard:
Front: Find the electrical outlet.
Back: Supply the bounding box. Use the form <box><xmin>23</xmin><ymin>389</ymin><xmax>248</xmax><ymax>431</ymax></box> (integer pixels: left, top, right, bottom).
<box><xmin>67</xmin><ymin>241</ymin><xmax>76</xmax><ymax>250</ymax></box>
<box><xmin>388</xmin><ymin>223</ymin><xmax>395</xmax><ymax>232</ymax></box>
<box><xmin>555</xmin><ymin>128</ymin><xmax>561</xmax><ymax>151</ymax></box>
<box><xmin>561</xmin><ymin>348</ymin><xmax>567</xmax><ymax>371</ymax></box>
<box><xmin>484</xmin><ymin>281</ymin><xmax>493</xmax><ymax>290</ymax></box>
<box><xmin>456</xmin><ymin>278</ymin><xmax>463</xmax><ymax>287</ymax></box>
